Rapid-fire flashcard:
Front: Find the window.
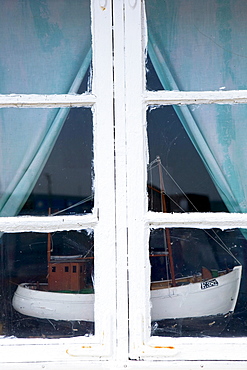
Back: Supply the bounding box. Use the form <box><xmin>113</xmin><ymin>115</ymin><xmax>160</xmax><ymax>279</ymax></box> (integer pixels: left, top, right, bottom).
<box><xmin>125</xmin><ymin>0</ymin><xmax>247</xmax><ymax>364</ymax></box>
<box><xmin>1</xmin><ymin>0</ymin><xmax>247</xmax><ymax>368</ymax></box>
<box><xmin>0</xmin><ymin>0</ymin><xmax>116</xmax><ymax>364</ymax></box>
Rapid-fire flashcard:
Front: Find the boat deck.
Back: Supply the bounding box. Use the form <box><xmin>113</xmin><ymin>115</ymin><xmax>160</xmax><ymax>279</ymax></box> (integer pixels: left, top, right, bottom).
<box><xmin>151</xmin><ymin>269</ymin><xmax>230</xmax><ymax>290</ymax></box>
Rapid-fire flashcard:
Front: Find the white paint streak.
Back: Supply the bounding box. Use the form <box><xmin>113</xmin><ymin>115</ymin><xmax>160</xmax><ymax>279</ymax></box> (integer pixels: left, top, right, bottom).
<box><xmin>0</xmin><ymin>93</ymin><xmax>96</xmax><ymax>108</ymax></box>
<box><xmin>146</xmin><ymin>211</ymin><xmax>247</xmax><ymax>229</ymax></box>
<box><xmin>145</xmin><ymin>90</ymin><xmax>247</xmax><ymax>105</ymax></box>
<box><xmin>0</xmin><ymin>214</ymin><xmax>97</xmax><ymax>233</ymax></box>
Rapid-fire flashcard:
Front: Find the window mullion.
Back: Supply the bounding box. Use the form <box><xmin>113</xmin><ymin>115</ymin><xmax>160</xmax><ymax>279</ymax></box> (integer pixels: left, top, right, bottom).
<box><xmin>90</xmin><ymin>0</ymin><xmax>116</xmax><ymax>356</ymax></box>
<box><xmin>124</xmin><ymin>0</ymin><xmax>149</xmax><ymax>358</ymax></box>
<box><xmin>112</xmin><ymin>0</ymin><xmax>129</xmax><ymax>361</ymax></box>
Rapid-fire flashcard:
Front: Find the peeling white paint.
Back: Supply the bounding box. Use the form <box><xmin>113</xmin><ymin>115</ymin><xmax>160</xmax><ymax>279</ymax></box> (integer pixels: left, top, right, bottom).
<box><xmin>145</xmin><ymin>90</ymin><xmax>247</xmax><ymax>105</ymax></box>
<box><xmin>0</xmin><ymin>214</ymin><xmax>97</xmax><ymax>233</ymax></box>
<box><xmin>146</xmin><ymin>211</ymin><xmax>247</xmax><ymax>230</ymax></box>
<box><xmin>0</xmin><ymin>93</ymin><xmax>96</xmax><ymax>108</ymax></box>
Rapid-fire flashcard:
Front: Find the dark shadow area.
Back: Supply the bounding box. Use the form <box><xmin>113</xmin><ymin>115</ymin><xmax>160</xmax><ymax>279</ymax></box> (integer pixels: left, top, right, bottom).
<box><xmin>0</xmin><ymin>231</ymin><xmax>94</xmax><ymax>338</ymax></box>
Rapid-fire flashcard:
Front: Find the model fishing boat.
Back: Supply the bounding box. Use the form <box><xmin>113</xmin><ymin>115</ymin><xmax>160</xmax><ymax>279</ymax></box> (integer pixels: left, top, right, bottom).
<box><xmin>150</xmin><ymin>265</ymin><xmax>241</xmax><ymax>321</ymax></box>
<box><xmin>12</xmin><ymin>231</ymin><xmax>95</xmax><ymax>321</ymax></box>
<box><xmin>12</xmin><ymin>157</ymin><xmax>242</xmax><ymax>322</ymax></box>
<box><xmin>149</xmin><ymin>156</ymin><xmax>242</xmax><ymax>321</ymax></box>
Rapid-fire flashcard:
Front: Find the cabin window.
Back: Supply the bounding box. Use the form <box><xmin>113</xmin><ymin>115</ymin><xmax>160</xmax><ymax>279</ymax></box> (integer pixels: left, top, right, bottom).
<box><xmin>1</xmin><ymin>0</ymin><xmax>247</xmax><ymax>368</ymax></box>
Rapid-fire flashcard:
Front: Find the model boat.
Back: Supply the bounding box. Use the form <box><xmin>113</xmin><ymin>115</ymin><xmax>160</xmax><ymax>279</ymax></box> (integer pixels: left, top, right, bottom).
<box><xmin>12</xmin><ymin>251</ymin><xmax>95</xmax><ymax>322</ymax></box>
<box><xmin>149</xmin><ymin>157</ymin><xmax>242</xmax><ymax>321</ymax></box>
<box><xmin>12</xmin><ymin>282</ymin><xmax>94</xmax><ymax>322</ymax></box>
<box><xmin>12</xmin><ymin>157</ymin><xmax>242</xmax><ymax>322</ymax></box>
<box><xmin>150</xmin><ymin>265</ymin><xmax>241</xmax><ymax>321</ymax></box>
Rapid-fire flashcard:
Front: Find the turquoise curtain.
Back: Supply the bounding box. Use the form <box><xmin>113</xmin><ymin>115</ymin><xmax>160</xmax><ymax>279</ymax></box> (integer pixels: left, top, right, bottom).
<box><xmin>146</xmin><ymin>0</ymin><xmax>247</xmax><ymax>213</ymax></box>
<box><xmin>0</xmin><ymin>0</ymin><xmax>91</xmax><ymax>216</ymax></box>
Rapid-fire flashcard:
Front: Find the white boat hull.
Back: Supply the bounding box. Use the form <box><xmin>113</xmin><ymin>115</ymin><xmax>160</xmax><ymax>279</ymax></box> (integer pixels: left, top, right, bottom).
<box><xmin>12</xmin><ymin>266</ymin><xmax>242</xmax><ymax>322</ymax></box>
<box><xmin>12</xmin><ymin>283</ymin><xmax>94</xmax><ymax>322</ymax></box>
<box><xmin>151</xmin><ymin>265</ymin><xmax>242</xmax><ymax>320</ymax></box>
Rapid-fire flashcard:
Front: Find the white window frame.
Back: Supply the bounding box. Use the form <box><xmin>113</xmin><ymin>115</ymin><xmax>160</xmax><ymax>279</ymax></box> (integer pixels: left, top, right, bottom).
<box><xmin>0</xmin><ymin>0</ymin><xmax>117</xmax><ymax>367</ymax></box>
<box><xmin>1</xmin><ymin>0</ymin><xmax>247</xmax><ymax>368</ymax></box>
<box><xmin>120</xmin><ymin>0</ymin><xmax>247</xmax><ymax>366</ymax></box>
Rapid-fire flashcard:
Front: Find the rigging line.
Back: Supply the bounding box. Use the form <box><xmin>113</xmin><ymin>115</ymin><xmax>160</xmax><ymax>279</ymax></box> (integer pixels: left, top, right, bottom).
<box><xmin>165</xmin><ymin>189</ymin><xmax>240</xmax><ymax>263</ymax></box>
<box><xmin>83</xmin><ymin>245</ymin><xmax>94</xmax><ymax>259</ymax></box>
<box><xmin>163</xmin><ymin>192</ymin><xmax>186</xmax><ymax>213</ymax></box>
<box><xmin>50</xmin><ymin>195</ymin><xmax>93</xmax><ymax>216</ymax></box>
<box><xmin>148</xmin><ymin>178</ymin><xmax>240</xmax><ymax>262</ymax></box>
<box><xmin>149</xmin><ymin>159</ymin><xmax>198</xmax><ymax>211</ymax></box>
<box><xmin>161</xmin><ymin>162</ymin><xmax>240</xmax><ymax>264</ymax></box>
<box><xmin>202</xmin><ymin>229</ymin><xmax>241</xmax><ymax>265</ymax></box>
<box><xmin>160</xmin><ymin>162</ymin><xmax>199</xmax><ymax>212</ymax></box>
<box><xmin>148</xmin><ymin>160</ymin><xmax>196</xmax><ymax>212</ymax></box>
<box><xmin>159</xmin><ymin>163</ymin><xmax>234</xmax><ymax>247</ymax></box>
<box><xmin>149</xmin><ymin>158</ymin><xmax>241</xmax><ymax>265</ymax></box>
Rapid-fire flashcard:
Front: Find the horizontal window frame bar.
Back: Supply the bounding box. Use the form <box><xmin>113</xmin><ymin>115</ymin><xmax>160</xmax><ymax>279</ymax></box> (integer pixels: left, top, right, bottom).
<box><xmin>2</xmin><ymin>90</ymin><xmax>247</xmax><ymax>108</ymax></box>
<box><xmin>134</xmin><ymin>336</ymin><xmax>247</xmax><ymax>362</ymax></box>
<box><xmin>0</xmin><ymin>214</ymin><xmax>98</xmax><ymax>233</ymax></box>
<box><xmin>144</xmin><ymin>90</ymin><xmax>247</xmax><ymax>105</ymax></box>
<box><xmin>146</xmin><ymin>211</ymin><xmax>247</xmax><ymax>229</ymax></box>
<box><xmin>0</xmin><ymin>93</ymin><xmax>96</xmax><ymax>108</ymax></box>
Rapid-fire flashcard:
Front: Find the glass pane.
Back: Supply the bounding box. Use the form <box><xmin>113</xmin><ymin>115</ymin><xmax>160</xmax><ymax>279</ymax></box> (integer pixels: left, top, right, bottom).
<box><xmin>1</xmin><ymin>230</ymin><xmax>94</xmax><ymax>338</ymax></box>
<box><xmin>150</xmin><ymin>228</ymin><xmax>245</xmax><ymax>337</ymax></box>
<box><xmin>0</xmin><ymin>0</ymin><xmax>91</xmax><ymax>94</ymax></box>
<box><xmin>146</xmin><ymin>54</ymin><xmax>163</xmax><ymax>92</ymax></box>
<box><xmin>146</xmin><ymin>0</ymin><xmax>247</xmax><ymax>91</ymax></box>
<box><xmin>147</xmin><ymin>105</ymin><xmax>226</xmax><ymax>212</ymax></box>
<box><xmin>0</xmin><ymin>107</ymin><xmax>93</xmax><ymax>217</ymax></box>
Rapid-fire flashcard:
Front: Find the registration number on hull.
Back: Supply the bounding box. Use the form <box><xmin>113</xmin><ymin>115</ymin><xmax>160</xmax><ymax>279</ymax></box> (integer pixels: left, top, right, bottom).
<box><xmin>201</xmin><ymin>279</ymin><xmax>218</xmax><ymax>290</ymax></box>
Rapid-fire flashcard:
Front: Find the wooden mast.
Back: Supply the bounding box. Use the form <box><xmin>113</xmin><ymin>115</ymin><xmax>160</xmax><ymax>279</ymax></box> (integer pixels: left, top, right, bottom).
<box><xmin>47</xmin><ymin>208</ymin><xmax>51</xmax><ymax>264</ymax></box>
<box><xmin>157</xmin><ymin>157</ymin><xmax>176</xmax><ymax>287</ymax></box>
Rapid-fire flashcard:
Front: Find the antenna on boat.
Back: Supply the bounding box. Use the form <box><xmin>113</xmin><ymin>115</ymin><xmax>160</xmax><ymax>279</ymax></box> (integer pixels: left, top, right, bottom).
<box><xmin>157</xmin><ymin>156</ymin><xmax>176</xmax><ymax>287</ymax></box>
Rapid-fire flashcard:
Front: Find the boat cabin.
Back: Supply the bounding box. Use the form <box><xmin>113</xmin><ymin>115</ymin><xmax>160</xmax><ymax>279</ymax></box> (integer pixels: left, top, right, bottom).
<box><xmin>48</xmin><ymin>258</ymin><xmax>89</xmax><ymax>292</ymax></box>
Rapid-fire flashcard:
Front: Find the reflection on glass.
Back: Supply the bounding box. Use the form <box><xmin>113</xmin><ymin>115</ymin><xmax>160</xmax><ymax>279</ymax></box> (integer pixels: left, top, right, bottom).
<box><xmin>1</xmin><ymin>231</ymin><xmax>94</xmax><ymax>338</ymax></box>
<box><xmin>147</xmin><ymin>106</ymin><xmax>227</xmax><ymax>212</ymax></box>
<box><xmin>0</xmin><ymin>107</ymin><xmax>93</xmax><ymax>217</ymax></box>
<box><xmin>146</xmin><ymin>0</ymin><xmax>247</xmax><ymax>91</ymax></box>
<box><xmin>150</xmin><ymin>228</ymin><xmax>245</xmax><ymax>337</ymax></box>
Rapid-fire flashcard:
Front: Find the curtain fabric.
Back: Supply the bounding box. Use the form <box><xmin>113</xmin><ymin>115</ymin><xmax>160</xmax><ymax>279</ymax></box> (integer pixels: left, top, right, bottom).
<box><xmin>0</xmin><ymin>0</ymin><xmax>91</xmax><ymax>216</ymax></box>
<box><xmin>146</xmin><ymin>0</ymin><xmax>247</xmax><ymax>213</ymax></box>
